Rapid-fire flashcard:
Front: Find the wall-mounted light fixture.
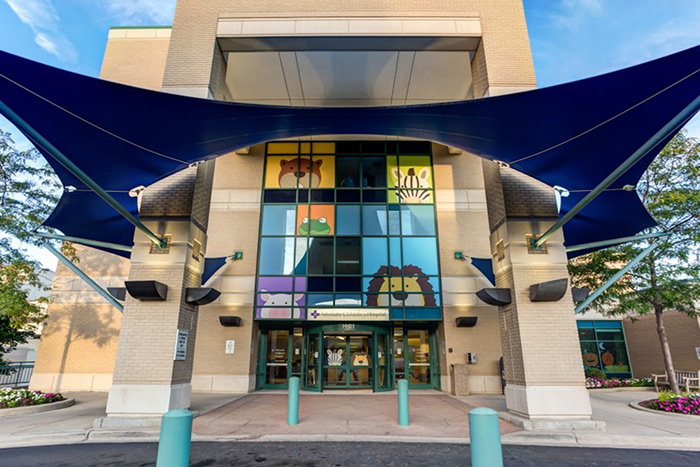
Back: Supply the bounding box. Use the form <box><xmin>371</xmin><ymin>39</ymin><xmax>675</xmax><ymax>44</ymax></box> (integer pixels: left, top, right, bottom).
<box><xmin>219</xmin><ymin>316</ymin><xmax>242</xmax><ymax>327</ymax></box>
<box><xmin>455</xmin><ymin>316</ymin><xmax>478</xmax><ymax>327</ymax></box>
<box><xmin>529</xmin><ymin>278</ymin><xmax>568</xmax><ymax>302</ymax></box>
<box><xmin>185</xmin><ymin>287</ymin><xmax>221</xmax><ymax>306</ymax></box>
<box><xmin>107</xmin><ymin>287</ymin><xmax>126</xmax><ymax>301</ymax></box>
<box><xmin>124</xmin><ymin>280</ymin><xmax>168</xmax><ymax>301</ymax></box>
<box><xmin>476</xmin><ymin>288</ymin><xmax>512</xmax><ymax>306</ymax></box>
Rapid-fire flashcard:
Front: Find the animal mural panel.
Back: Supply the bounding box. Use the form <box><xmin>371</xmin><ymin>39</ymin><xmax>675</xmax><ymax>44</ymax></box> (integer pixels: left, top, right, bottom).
<box><xmin>296</xmin><ymin>204</ymin><xmax>335</xmax><ymax>235</ymax></box>
<box><xmin>366</xmin><ymin>265</ymin><xmax>437</xmax><ymax>307</ymax></box>
<box><xmin>256</xmin><ymin>276</ymin><xmax>306</xmax><ymax>319</ymax></box>
<box><xmin>387</xmin><ymin>155</ymin><xmax>433</xmax><ymax>204</ymax></box>
<box><xmin>264</xmin><ymin>155</ymin><xmax>335</xmax><ymax>189</ymax></box>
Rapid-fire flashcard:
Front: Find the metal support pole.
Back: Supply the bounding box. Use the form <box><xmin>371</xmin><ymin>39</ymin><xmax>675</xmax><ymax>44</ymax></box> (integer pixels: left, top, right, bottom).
<box><xmin>533</xmin><ymin>94</ymin><xmax>700</xmax><ymax>249</ymax></box>
<box><xmin>44</xmin><ymin>243</ymin><xmax>123</xmax><ymax>312</ymax></box>
<box><xmin>565</xmin><ymin>231</ymin><xmax>671</xmax><ymax>253</ymax></box>
<box><xmin>575</xmin><ymin>239</ymin><xmax>662</xmax><ymax>313</ymax></box>
<box><xmin>33</xmin><ymin>232</ymin><xmax>132</xmax><ymax>253</ymax></box>
<box><xmin>469</xmin><ymin>407</ymin><xmax>504</xmax><ymax>467</ymax></box>
<box><xmin>398</xmin><ymin>379</ymin><xmax>409</xmax><ymax>426</ymax></box>
<box><xmin>0</xmin><ymin>99</ymin><xmax>167</xmax><ymax>249</ymax></box>
<box><xmin>156</xmin><ymin>409</ymin><xmax>192</xmax><ymax>467</ymax></box>
<box><xmin>288</xmin><ymin>376</ymin><xmax>300</xmax><ymax>425</ymax></box>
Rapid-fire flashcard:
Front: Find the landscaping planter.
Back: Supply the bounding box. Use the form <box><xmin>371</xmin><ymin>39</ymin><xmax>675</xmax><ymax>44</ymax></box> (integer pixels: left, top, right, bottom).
<box><xmin>0</xmin><ymin>398</ymin><xmax>75</xmax><ymax>417</ymax></box>
<box><xmin>630</xmin><ymin>400</ymin><xmax>699</xmax><ymax>420</ymax></box>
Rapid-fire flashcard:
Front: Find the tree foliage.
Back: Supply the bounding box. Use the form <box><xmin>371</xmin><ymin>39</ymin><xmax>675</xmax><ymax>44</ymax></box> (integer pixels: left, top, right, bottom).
<box><xmin>569</xmin><ymin>131</ymin><xmax>700</xmax><ymax>392</ymax></box>
<box><xmin>0</xmin><ymin>130</ymin><xmax>61</xmax><ymax>362</ymax></box>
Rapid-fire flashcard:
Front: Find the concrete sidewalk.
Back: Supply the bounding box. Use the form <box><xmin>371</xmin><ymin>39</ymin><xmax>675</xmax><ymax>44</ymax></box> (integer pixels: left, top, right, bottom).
<box><xmin>0</xmin><ymin>389</ymin><xmax>698</xmax><ymax>451</ymax></box>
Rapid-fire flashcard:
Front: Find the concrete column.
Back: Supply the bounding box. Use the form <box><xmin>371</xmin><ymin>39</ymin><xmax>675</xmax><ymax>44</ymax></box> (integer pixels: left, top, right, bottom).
<box><xmin>102</xmin><ymin>164</ymin><xmax>214</xmax><ymax>426</ymax></box>
<box><xmin>482</xmin><ymin>164</ymin><xmax>601</xmax><ymax>430</ymax></box>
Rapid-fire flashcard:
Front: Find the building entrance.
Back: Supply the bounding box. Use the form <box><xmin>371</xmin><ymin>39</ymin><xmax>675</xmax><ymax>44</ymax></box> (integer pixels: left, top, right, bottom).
<box><xmin>257</xmin><ymin>323</ymin><xmax>438</xmax><ymax>392</ymax></box>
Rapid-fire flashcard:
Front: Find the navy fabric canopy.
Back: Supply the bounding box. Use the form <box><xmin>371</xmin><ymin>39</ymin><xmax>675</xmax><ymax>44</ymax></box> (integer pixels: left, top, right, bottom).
<box><xmin>1</xmin><ymin>45</ymin><xmax>699</xmax><ymax>258</ymax></box>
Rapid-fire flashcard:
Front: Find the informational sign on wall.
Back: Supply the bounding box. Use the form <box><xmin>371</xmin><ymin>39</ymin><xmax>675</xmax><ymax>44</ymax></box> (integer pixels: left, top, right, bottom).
<box><xmin>308</xmin><ymin>308</ymin><xmax>389</xmax><ymax>321</ymax></box>
<box><xmin>174</xmin><ymin>330</ymin><xmax>188</xmax><ymax>361</ymax></box>
<box><xmin>225</xmin><ymin>340</ymin><xmax>235</xmax><ymax>354</ymax></box>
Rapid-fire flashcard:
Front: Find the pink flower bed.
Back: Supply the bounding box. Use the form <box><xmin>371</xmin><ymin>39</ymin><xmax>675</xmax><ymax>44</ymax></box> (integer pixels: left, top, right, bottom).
<box><xmin>585</xmin><ymin>376</ymin><xmax>653</xmax><ymax>389</ymax></box>
<box><xmin>649</xmin><ymin>394</ymin><xmax>700</xmax><ymax>416</ymax></box>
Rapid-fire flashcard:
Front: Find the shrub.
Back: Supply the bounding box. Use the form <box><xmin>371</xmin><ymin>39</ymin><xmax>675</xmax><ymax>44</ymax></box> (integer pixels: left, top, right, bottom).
<box><xmin>585</xmin><ymin>377</ymin><xmax>654</xmax><ymax>389</ymax></box>
<box><xmin>585</xmin><ymin>368</ymin><xmax>607</xmax><ymax>379</ymax></box>
<box><xmin>0</xmin><ymin>388</ymin><xmax>64</xmax><ymax>409</ymax></box>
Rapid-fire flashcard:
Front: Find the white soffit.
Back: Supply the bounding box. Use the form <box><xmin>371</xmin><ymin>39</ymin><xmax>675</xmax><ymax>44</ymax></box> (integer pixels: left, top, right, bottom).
<box><xmin>225</xmin><ymin>50</ymin><xmax>473</xmax><ymax>106</ymax></box>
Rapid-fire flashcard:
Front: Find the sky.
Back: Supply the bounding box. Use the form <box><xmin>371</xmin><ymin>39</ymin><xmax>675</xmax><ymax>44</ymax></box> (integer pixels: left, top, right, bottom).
<box><xmin>1</xmin><ymin>0</ymin><xmax>700</xmax><ymax>270</ymax></box>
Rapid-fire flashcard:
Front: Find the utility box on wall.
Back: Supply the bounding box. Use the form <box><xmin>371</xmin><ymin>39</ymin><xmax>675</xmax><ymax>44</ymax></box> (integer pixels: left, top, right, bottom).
<box><xmin>450</xmin><ymin>364</ymin><xmax>470</xmax><ymax>396</ymax></box>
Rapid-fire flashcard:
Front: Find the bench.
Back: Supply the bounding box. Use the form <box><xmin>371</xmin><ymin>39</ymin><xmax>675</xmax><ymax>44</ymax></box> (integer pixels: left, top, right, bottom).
<box><xmin>652</xmin><ymin>370</ymin><xmax>700</xmax><ymax>393</ymax></box>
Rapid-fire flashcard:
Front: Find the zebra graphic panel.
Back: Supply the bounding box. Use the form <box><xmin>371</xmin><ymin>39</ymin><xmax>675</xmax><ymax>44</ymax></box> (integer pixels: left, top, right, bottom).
<box><xmin>387</xmin><ymin>155</ymin><xmax>433</xmax><ymax>204</ymax></box>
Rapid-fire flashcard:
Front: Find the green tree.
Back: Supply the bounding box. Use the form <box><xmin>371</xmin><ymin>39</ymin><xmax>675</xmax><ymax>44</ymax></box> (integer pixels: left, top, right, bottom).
<box><xmin>0</xmin><ymin>129</ymin><xmax>61</xmax><ymax>362</ymax></box>
<box><xmin>569</xmin><ymin>131</ymin><xmax>700</xmax><ymax>394</ymax></box>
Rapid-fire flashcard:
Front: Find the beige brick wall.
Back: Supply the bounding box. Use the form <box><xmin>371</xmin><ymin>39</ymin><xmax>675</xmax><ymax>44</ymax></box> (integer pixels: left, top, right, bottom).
<box><xmin>164</xmin><ymin>0</ymin><xmax>535</xmax><ymax>94</ymax></box>
<box><xmin>101</xmin><ymin>28</ymin><xmax>171</xmax><ymax>89</ymax></box>
<box><xmin>623</xmin><ymin>312</ymin><xmax>700</xmax><ymax>378</ymax></box>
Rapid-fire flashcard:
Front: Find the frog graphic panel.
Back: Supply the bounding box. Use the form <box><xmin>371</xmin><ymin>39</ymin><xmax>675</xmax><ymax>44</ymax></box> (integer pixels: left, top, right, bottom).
<box><xmin>297</xmin><ymin>205</ymin><xmax>335</xmax><ymax>235</ymax></box>
<box><xmin>387</xmin><ymin>155</ymin><xmax>433</xmax><ymax>204</ymax></box>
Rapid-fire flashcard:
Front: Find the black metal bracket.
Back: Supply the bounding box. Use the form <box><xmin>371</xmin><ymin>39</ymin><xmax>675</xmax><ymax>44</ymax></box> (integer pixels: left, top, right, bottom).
<box><xmin>571</xmin><ymin>287</ymin><xmax>591</xmax><ymax>303</ymax></box>
<box><xmin>529</xmin><ymin>278</ymin><xmax>568</xmax><ymax>302</ymax></box>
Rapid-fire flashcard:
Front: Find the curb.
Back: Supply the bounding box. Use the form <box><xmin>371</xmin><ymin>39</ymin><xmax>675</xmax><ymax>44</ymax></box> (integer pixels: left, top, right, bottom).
<box><xmin>2</xmin><ymin>430</ymin><xmax>700</xmax><ymax>451</ymax></box>
<box><xmin>587</xmin><ymin>387</ymin><xmax>656</xmax><ymax>393</ymax></box>
<box><xmin>0</xmin><ymin>398</ymin><xmax>75</xmax><ymax>418</ymax></box>
<box><xmin>628</xmin><ymin>401</ymin><xmax>700</xmax><ymax>420</ymax></box>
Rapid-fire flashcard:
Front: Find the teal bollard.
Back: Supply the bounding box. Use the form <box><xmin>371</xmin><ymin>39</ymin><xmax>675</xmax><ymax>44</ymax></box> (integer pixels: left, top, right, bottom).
<box><xmin>398</xmin><ymin>379</ymin><xmax>409</xmax><ymax>426</ymax></box>
<box><xmin>468</xmin><ymin>407</ymin><xmax>503</xmax><ymax>467</ymax></box>
<box><xmin>288</xmin><ymin>376</ymin><xmax>300</xmax><ymax>425</ymax></box>
<box><xmin>156</xmin><ymin>409</ymin><xmax>193</xmax><ymax>467</ymax></box>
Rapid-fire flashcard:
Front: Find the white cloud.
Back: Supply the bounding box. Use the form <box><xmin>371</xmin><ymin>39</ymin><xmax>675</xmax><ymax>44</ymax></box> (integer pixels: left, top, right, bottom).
<box><xmin>92</xmin><ymin>0</ymin><xmax>177</xmax><ymax>25</ymax></box>
<box><xmin>3</xmin><ymin>0</ymin><xmax>77</xmax><ymax>61</ymax></box>
<box><xmin>549</xmin><ymin>0</ymin><xmax>603</xmax><ymax>30</ymax></box>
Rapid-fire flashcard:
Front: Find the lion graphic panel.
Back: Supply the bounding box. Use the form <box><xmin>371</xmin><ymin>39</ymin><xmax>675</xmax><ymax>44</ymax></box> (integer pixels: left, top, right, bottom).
<box><xmin>365</xmin><ymin>265</ymin><xmax>437</xmax><ymax>307</ymax></box>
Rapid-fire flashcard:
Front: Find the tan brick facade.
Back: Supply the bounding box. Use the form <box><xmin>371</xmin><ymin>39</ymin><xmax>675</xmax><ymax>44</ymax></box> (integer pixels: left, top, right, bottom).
<box><xmin>32</xmin><ymin>0</ymin><xmax>598</xmax><ymax>426</ymax></box>
<box><xmin>624</xmin><ymin>312</ymin><xmax>700</xmax><ymax>378</ymax></box>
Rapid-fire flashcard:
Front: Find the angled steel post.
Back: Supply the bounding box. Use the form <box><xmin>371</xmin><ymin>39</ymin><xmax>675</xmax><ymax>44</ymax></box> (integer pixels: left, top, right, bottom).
<box><xmin>33</xmin><ymin>232</ymin><xmax>132</xmax><ymax>253</ymax></box>
<box><xmin>574</xmin><ymin>239</ymin><xmax>662</xmax><ymax>313</ymax></box>
<box><xmin>0</xmin><ymin>99</ymin><xmax>167</xmax><ymax>249</ymax></box>
<box><xmin>44</xmin><ymin>243</ymin><xmax>124</xmax><ymax>312</ymax></box>
<box><xmin>565</xmin><ymin>231</ymin><xmax>672</xmax><ymax>253</ymax></box>
<box><xmin>533</xmin><ymin>94</ymin><xmax>700</xmax><ymax>249</ymax></box>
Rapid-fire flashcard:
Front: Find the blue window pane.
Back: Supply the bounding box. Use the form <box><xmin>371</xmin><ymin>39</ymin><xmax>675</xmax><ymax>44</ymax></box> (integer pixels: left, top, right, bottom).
<box><xmin>362</xmin><ymin>238</ymin><xmax>388</xmax><ymax>275</ymax></box>
<box><xmin>401</xmin><ymin>205</ymin><xmax>436</xmax><ymax>236</ymax></box>
<box><xmin>258</xmin><ymin>237</ymin><xmax>297</xmax><ymax>275</ymax></box>
<box><xmin>402</xmin><ymin>238</ymin><xmax>438</xmax><ymax>275</ymax></box>
<box><xmin>261</xmin><ymin>205</ymin><xmax>297</xmax><ymax>235</ymax></box>
<box><xmin>577</xmin><ymin>321</ymin><xmax>594</xmax><ymax>328</ymax></box>
<box><xmin>389</xmin><ymin>237</ymin><xmax>401</xmax><ymax>268</ymax></box>
<box><xmin>336</xmin><ymin>205</ymin><xmax>361</xmax><ymax>235</ymax></box>
<box><xmin>593</xmin><ymin>321</ymin><xmax>622</xmax><ymax>329</ymax></box>
<box><xmin>307</xmin><ymin>293</ymin><xmax>334</xmax><ymax>306</ymax></box>
<box><xmin>388</xmin><ymin>205</ymin><xmax>401</xmax><ymax>235</ymax></box>
<box><xmin>362</xmin><ymin>206</ymin><xmax>387</xmax><ymax>234</ymax></box>
<box><xmin>335</xmin><ymin>293</ymin><xmax>362</xmax><ymax>306</ymax></box>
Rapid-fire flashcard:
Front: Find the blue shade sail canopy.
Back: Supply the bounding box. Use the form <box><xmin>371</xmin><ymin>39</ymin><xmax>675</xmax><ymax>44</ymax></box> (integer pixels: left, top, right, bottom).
<box><xmin>470</xmin><ymin>257</ymin><xmax>495</xmax><ymax>286</ymax></box>
<box><xmin>202</xmin><ymin>257</ymin><xmax>228</xmax><ymax>285</ymax></box>
<box><xmin>1</xmin><ymin>45</ymin><xmax>700</xmax><ymax>258</ymax></box>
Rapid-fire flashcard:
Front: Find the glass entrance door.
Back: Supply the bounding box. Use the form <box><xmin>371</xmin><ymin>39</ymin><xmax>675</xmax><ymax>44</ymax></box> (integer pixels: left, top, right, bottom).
<box><xmin>322</xmin><ymin>334</ymin><xmax>373</xmax><ymax>389</ymax></box>
<box><xmin>394</xmin><ymin>327</ymin><xmax>439</xmax><ymax>389</ymax></box>
<box><xmin>264</xmin><ymin>330</ymin><xmax>289</xmax><ymax>388</ymax></box>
